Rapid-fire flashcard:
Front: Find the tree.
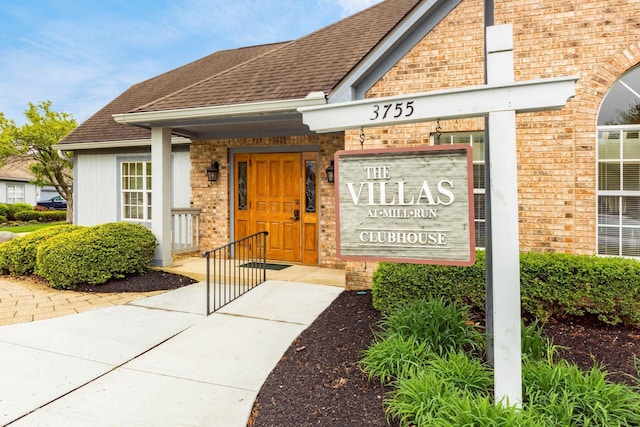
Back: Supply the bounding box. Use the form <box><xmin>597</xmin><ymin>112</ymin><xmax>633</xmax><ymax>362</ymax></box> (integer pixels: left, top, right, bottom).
<box><xmin>0</xmin><ymin>101</ymin><xmax>77</xmax><ymax>222</ymax></box>
<box><xmin>617</xmin><ymin>101</ymin><xmax>640</xmax><ymax>124</ymax></box>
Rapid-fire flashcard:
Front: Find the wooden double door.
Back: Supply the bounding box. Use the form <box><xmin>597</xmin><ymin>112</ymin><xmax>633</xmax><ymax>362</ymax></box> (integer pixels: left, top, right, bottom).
<box><xmin>234</xmin><ymin>152</ymin><xmax>319</xmax><ymax>264</ymax></box>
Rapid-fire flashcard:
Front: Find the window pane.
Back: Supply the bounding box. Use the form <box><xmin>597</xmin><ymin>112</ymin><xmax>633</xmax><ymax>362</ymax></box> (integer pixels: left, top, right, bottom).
<box><xmin>474</xmin><ymin>194</ymin><xmax>485</xmax><ymax>219</ymax></box>
<box><xmin>598</xmin><ymin>226</ymin><xmax>620</xmax><ymax>255</ymax></box>
<box><xmin>598</xmin><ymin>131</ymin><xmax>620</xmax><ymax>159</ymax></box>
<box><xmin>598</xmin><ymin>196</ymin><xmax>619</xmax><ymax>221</ymax></box>
<box><xmin>474</xmin><ymin>194</ymin><xmax>485</xmax><ymax>249</ymax></box>
<box><xmin>305</xmin><ymin>160</ymin><xmax>316</xmax><ymax>213</ymax></box>
<box><xmin>622</xmin><ymin>197</ymin><xmax>640</xmax><ymax>222</ymax></box>
<box><xmin>598</xmin><ymin>64</ymin><xmax>640</xmax><ymax>125</ymax></box>
<box><xmin>452</xmin><ymin>134</ymin><xmax>469</xmax><ymax>144</ymax></box>
<box><xmin>622</xmin><ymin>162</ymin><xmax>640</xmax><ymax>191</ymax></box>
<box><xmin>622</xmin><ymin>227</ymin><xmax>640</xmax><ymax>257</ymax></box>
<box><xmin>472</xmin><ymin>140</ymin><xmax>485</xmax><ymax>162</ymax></box>
<box><xmin>475</xmin><ymin>221</ymin><xmax>486</xmax><ymax>248</ymax></box>
<box><xmin>238</xmin><ymin>161</ymin><xmax>248</xmax><ymax>211</ymax></box>
<box><xmin>598</xmin><ymin>163</ymin><xmax>620</xmax><ymax>190</ymax></box>
<box><xmin>473</xmin><ymin>165</ymin><xmax>485</xmax><ymax>190</ymax></box>
<box><xmin>623</xmin><ymin>131</ymin><xmax>640</xmax><ymax>159</ymax></box>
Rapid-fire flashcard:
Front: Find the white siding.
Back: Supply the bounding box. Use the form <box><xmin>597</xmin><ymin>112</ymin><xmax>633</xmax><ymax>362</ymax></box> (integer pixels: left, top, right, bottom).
<box><xmin>75</xmin><ymin>153</ymin><xmax>119</xmax><ymax>226</ymax></box>
<box><xmin>0</xmin><ymin>181</ymin><xmax>38</xmax><ymax>205</ymax></box>
<box><xmin>74</xmin><ymin>149</ymin><xmax>191</xmax><ymax>226</ymax></box>
<box><xmin>172</xmin><ymin>150</ymin><xmax>191</xmax><ymax>208</ymax></box>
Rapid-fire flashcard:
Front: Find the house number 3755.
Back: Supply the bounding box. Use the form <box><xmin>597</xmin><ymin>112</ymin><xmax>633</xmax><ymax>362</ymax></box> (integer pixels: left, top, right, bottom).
<box><xmin>369</xmin><ymin>101</ymin><xmax>415</xmax><ymax>121</ymax></box>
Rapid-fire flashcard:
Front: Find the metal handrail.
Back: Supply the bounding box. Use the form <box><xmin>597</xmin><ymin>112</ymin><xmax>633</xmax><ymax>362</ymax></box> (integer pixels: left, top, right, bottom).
<box><xmin>202</xmin><ymin>231</ymin><xmax>269</xmax><ymax>315</ymax></box>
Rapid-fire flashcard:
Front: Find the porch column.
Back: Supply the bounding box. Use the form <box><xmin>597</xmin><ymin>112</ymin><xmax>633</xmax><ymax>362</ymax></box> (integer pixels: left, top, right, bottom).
<box><xmin>151</xmin><ymin>127</ymin><xmax>173</xmax><ymax>266</ymax></box>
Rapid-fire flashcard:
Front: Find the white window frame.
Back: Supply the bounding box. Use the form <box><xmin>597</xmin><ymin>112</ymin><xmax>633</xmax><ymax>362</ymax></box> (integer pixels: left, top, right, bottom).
<box><xmin>597</xmin><ymin>125</ymin><xmax>640</xmax><ymax>257</ymax></box>
<box><xmin>120</xmin><ymin>160</ymin><xmax>152</xmax><ymax>222</ymax></box>
<box><xmin>433</xmin><ymin>131</ymin><xmax>486</xmax><ymax>248</ymax></box>
<box><xmin>7</xmin><ymin>184</ymin><xmax>25</xmax><ymax>204</ymax></box>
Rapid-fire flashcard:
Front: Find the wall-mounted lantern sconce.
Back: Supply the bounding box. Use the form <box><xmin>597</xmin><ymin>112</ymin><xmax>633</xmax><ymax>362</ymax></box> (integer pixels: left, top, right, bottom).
<box><xmin>206</xmin><ymin>161</ymin><xmax>220</xmax><ymax>182</ymax></box>
<box><xmin>325</xmin><ymin>160</ymin><xmax>335</xmax><ymax>183</ymax></box>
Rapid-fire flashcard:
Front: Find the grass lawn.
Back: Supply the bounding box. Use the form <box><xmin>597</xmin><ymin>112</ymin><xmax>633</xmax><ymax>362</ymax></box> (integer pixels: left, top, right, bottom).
<box><xmin>0</xmin><ymin>221</ymin><xmax>67</xmax><ymax>233</ymax></box>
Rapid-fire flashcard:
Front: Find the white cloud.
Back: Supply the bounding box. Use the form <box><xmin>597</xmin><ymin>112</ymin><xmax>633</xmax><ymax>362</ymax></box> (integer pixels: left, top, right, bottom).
<box><xmin>0</xmin><ymin>0</ymin><xmax>382</xmax><ymax>125</ymax></box>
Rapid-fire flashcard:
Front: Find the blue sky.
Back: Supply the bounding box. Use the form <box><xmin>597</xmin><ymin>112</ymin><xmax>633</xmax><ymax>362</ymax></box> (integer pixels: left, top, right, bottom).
<box><xmin>0</xmin><ymin>0</ymin><xmax>381</xmax><ymax>125</ymax></box>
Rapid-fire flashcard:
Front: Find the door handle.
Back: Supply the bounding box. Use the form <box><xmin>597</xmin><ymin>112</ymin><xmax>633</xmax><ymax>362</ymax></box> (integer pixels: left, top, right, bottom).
<box><xmin>290</xmin><ymin>209</ymin><xmax>300</xmax><ymax>220</ymax></box>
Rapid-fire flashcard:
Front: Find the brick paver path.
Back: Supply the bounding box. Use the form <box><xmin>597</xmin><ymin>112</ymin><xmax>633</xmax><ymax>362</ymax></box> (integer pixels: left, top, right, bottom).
<box><xmin>0</xmin><ymin>276</ymin><xmax>164</xmax><ymax>326</ymax></box>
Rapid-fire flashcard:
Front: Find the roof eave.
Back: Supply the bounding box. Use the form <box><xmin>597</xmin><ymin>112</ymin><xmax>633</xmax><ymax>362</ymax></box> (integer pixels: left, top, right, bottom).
<box><xmin>54</xmin><ymin>136</ymin><xmax>191</xmax><ymax>151</ymax></box>
<box><xmin>330</xmin><ymin>0</ymin><xmax>461</xmax><ymax>104</ymax></box>
<box><xmin>112</xmin><ymin>92</ymin><xmax>327</xmax><ymax>128</ymax></box>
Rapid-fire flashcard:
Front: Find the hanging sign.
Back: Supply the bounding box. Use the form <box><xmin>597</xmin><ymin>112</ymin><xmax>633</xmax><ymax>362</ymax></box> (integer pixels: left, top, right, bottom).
<box><xmin>335</xmin><ymin>145</ymin><xmax>475</xmax><ymax>265</ymax></box>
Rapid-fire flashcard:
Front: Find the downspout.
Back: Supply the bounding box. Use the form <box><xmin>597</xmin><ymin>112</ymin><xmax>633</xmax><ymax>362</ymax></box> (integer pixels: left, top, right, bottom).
<box><xmin>57</xmin><ymin>149</ymin><xmax>73</xmax><ymax>162</ymax></box>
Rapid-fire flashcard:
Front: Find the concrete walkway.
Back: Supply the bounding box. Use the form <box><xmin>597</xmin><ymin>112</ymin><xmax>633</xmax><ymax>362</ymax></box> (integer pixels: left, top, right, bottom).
<box><xmin>0</xmin><ymin>259</ymin><xmax>345</xmax><ymax>426</ymax></box>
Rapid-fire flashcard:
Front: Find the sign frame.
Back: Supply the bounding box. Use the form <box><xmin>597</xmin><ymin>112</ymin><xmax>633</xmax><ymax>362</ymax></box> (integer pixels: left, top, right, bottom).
<box><xmin>334</xmin><ymin>144</ymin><xmax>475</xmax><ymax>266</ymax></box>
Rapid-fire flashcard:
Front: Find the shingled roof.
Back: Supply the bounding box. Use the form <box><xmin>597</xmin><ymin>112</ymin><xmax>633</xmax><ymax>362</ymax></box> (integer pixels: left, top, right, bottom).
<box><xmin>134</xmin><ymin>0</ymin><xmax>421</xmax><ymax>113</ymax></box>
<box><xmin>0</xmin><ymin>158</ymin><xmax>36</xmax><ymax>182</ymax></box>
<box><xmin>60</xmin><ymin>0</ymin><xmax>423</xmax><ymax>146</ymax></box>
<box><xmin>61</xmin><ymin>42</ymin><xmax>285</xmax><ymax>144</ymax></box>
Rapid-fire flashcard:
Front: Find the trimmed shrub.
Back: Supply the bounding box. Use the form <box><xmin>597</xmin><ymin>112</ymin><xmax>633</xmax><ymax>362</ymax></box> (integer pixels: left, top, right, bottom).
<box><xmin>5</xmin><ymin>203</ymin><xmax>34</xmax><ymax>220</ymax></box>
<box><xmin>0</xmin><ymin>215</ymin><xmax>6</xmax><ymax>223</ymax></box>
<box><xmin>15</xmin><ymin>210</ymin><xmax>67</xmax><ymax>222</ymax></box>
<box><xmin>35</xmin><ymin>222</ymin><xmax>157</xmax><ymax>289</ymax></box>
<box><xmin>14</xmin><ymin>211</ymin><xmax>42</xmax><ymax>222</ymax></box>
<box><xmin>0</xmin><ymin>224</ymin><xmax>82</xmax><ymax>275</ymax></box>
<box><xmin>0</xmin><ymin>203</ymin><xmax>8</xmax><ymax>218</ymax></box>
<box><xmin>372</xmin><ymin>251</ymin><xmax>640</xmax><ymax>327</ymax></box>
<box><xmin>371</xmin><ymin>250</ymin><xmax>486</xmax><ymax>315</ymax></box>
<box><xmin>41</xmin><ymin>211</ymin><xmax>67</xmax><ymax>222</ymax></box>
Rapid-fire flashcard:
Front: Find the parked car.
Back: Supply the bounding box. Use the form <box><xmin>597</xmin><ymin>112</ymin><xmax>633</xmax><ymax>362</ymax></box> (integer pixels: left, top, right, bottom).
<box><xmin>37</xmin><ymin>196</ymin><xmax>67</xmax><ymax>210</ymax></box>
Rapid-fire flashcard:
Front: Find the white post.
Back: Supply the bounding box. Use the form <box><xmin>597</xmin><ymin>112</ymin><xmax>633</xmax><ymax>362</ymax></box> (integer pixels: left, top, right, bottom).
<box><xmin>485</xmin><ymin>24</ymin><xmax>522</xmax><ymax>407</ymax></box>
<box><xmin>151</xmin><ymin>127</ymin><xmax>173</xmax><ymax>266</ymax></box>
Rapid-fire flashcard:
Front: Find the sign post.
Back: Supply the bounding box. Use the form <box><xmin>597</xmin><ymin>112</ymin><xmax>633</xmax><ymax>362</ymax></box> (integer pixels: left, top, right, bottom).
<box><xmin>299</xmin><ymin>24</ymin><xmax>577</xmax><ymax>407</ymax></box>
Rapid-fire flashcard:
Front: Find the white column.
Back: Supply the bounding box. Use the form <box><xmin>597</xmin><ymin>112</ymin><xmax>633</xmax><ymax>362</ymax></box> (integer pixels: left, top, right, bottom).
<box><xmin>485</xmin><ymin>24</ymin><xmax>522</xmax><ymax>406</ymax></box>
<box><xmin>151</xmin><ymin>127</ymin><xmax>173</xmax><ymax>266</ymax></box>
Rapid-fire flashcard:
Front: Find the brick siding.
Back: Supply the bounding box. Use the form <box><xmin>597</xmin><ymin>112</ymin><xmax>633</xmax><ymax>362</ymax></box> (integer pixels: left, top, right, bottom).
<box><xmin>190</xmin><ymin>134</ymin><xmax>346</xmax><ymax>269</ymax></box>
<box><xmin>191</xmin><ymin>0</ymin><xmax>640</xmax><ymax>290</ymax></box>
<box><xmin>343</xmin><ymin>0</ymin><xmax>640</xmax><ymax>289</ymax></box>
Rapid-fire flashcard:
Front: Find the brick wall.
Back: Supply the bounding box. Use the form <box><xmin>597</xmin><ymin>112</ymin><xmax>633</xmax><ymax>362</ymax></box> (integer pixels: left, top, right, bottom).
<box><xmin>190</xmin><ymin>133</ymin><xmax>346</xmax><ymax>268</ymax></box>
<box><xmin>190</xmin><ymin>0</ymin><xmax>640</xmax><ymax>290</ymax></box>
<box><xmin>343</xmin><ymin>0</ymin><xmax>640</xmax><ymax>289</ymax></box>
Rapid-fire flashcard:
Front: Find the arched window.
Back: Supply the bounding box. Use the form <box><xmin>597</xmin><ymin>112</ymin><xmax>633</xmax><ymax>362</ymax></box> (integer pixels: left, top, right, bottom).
<box><xmin>597</xmin><ymin>64</ymin><xmax>640</xmax><ymax>256</ymax></box>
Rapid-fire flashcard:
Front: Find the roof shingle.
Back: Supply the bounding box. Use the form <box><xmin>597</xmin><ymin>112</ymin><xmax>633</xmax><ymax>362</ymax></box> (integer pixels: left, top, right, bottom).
<box><xmin>135</xmin><ymin>0</ymin><xmax>420</xmax><ymax>112</ymax></box>
<box><xmin>61</xmin><ymin>43</ymin><xmax>285</xmax><ymax>144</ymax></box>
<box><xmin>60</xmin><ymin>0</ymin><xmax>421</xmax><ymax>145</ymax></box>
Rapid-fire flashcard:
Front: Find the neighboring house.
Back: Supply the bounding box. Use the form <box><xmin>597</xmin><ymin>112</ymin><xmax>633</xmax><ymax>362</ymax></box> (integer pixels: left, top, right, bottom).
<box><xmin>0</xmin><ymin>161</ymin><xmax>39</xmax><ymax>206</ymax></box>
<box><xmin>56</xmin><ymin>0</ymin><xmax>640</xmax><ymax>289</ymax></box>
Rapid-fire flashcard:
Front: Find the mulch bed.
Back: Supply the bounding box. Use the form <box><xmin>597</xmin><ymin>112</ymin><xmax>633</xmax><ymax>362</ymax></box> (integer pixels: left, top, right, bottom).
<box><xmin>247</xmin><ymin>291</ymin><xmax>640</xmax><ymax>427</ymax></box>
<box><xmin>73</xmin><ymin>270</ymin><xmax>198</xmax><ymax>293</ymax></box>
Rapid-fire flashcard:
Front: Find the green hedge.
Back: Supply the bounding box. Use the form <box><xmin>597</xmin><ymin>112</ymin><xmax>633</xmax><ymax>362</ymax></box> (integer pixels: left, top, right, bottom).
<box><xmin>5</xmin><ymin>203</ymin><xmax>33</xmax><ymax>220</ymax></box>
<box><xmin>15</xmin><ymin>210</ymin><xmax>67</xmax><ymax>222</ymax></box>
<box><xmin>372</xmin><ymin>251</ymin><xmax>487</xmax><ymax>317</ymax></box>
<box><xmin>0</xmin><ymin>204</ymin><xmax>8</xmax><ymax>218</ymax></box>
<box><xmin>35</xmin><ymin>222</ymin><xmax>157</xmax><ymax>289</ymax></box>
<box><xmin>0</xmin><ymin>224</ymin><xmax>82</xmax><ymax>275</ymax></box>
<box><xmin>372</xmin><ymin>251</ymin><xmax>640</xmax><ymax>327</ymax></box>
